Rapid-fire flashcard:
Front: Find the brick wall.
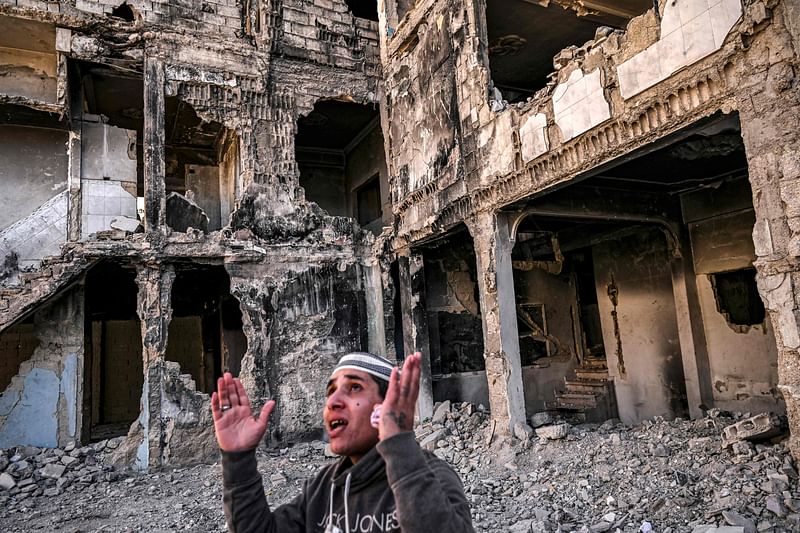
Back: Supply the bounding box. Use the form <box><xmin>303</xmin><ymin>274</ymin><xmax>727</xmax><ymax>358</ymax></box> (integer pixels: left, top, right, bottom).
<box><xmin>280</xmin><ymin>0</ymin><xmax>380</xmax><ymax>74</ymax></box>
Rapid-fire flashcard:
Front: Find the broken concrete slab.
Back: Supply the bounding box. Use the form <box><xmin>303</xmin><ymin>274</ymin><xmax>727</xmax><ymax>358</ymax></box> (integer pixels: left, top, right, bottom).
<box><xmin>166</xmin><ymin>192</ymin><xmax>209</xmax><ymax>233</ymax></box>
<box><xmin>109</xmin><ymin>216</ymin><xmax>142</xmax><ymax>233</ymax></box>
<box><xmin>722</xmin><ymin>413</ymin><xmax>784</xmax><ymax>448</ymax></box>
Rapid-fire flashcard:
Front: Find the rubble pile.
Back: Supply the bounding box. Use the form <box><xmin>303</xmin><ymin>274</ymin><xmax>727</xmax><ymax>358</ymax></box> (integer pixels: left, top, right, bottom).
<box><xmin>1</xmin><ymin>405</ymin><xmax>799</xmax><ymax>532</ymax></box>
<box><xmin>0</xmin><ymin>438</ymin><xmax>125</xmax><ymax>509</ymax></box>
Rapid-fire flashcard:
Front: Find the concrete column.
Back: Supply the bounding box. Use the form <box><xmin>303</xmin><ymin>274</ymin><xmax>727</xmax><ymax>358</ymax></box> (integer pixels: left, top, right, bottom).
<box><xmin>364</xmin><ymin>260</ymin><xmax>388</xmax><ymax>357</ymax></box>
<box><xmin>134</xmin><ymin>263</ymin><xmax>175</xmax><ymax>471</ymax></box>
<box><xmin>467</xmin><ymin>210</ymin><xmax>527</xmax><ymax>435</ymax></box>
<box><xmin>143</xmin><ymin>55</ymin><xmax>166</xmax><ymax>232</ymax></box>
<box><xmin>670</xmin><ymin>236</ymin><xmax>714</xmax><ymax>418</ymax></box>
<box><xmin>397</xmin><ymin>251</ymin><xmax>434</xmax><ymax>421</ymax></box>
<box><xmin>66</xmin><ymin>60</ymin><xmax>83</xmax><ymax>242</ymax></box>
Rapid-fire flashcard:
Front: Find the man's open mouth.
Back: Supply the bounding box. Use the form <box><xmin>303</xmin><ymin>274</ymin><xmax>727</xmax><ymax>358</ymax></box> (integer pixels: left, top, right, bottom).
<box><xmin>329</xmin><ymin>419</ymin><xmax>348</xmax><ymax>431</ymax></box>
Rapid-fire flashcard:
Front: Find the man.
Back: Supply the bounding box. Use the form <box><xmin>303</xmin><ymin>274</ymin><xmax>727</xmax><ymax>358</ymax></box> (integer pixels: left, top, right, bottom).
<box><xmin>211</xmin><ymin>351</ymin><xmax>474</xmax><ymax>533</ymax></box>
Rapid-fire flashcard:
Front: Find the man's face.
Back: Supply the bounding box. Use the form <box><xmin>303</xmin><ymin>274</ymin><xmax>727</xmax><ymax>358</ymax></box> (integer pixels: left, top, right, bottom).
<box><xmin>324</xmin><ymin>369</ymin><xmax>383</xmax><ymax>463</ymax></box>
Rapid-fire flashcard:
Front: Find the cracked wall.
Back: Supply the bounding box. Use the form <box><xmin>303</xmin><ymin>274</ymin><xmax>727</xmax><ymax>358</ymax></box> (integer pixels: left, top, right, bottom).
<box><xmin>0</xmin><ymin>286</ymin><xmax>83</xmax><ymax>449</ymax></box>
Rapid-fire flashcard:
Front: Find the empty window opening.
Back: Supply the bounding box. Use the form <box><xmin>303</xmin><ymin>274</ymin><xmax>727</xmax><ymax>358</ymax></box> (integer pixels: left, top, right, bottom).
<box><xmin>110</xmin><ymin>2</ymin><xmax>136</xmax><ymax>22</ymax></box>
<box><xmin>84</xmin><ymin>262</ymin><xmax>142</xmax><ymax>441</ymax></box>
<box><xmin>168</xmin><ymin>265</ymin><xmax>245</xmax><ymax>393</ymax></box>
<box><xmin>711</xmin><ymin>269</ymin><xmax>765</xmax><ymax>328</ymax></box>
<box><xmin>295</xmin><ymin>100</ymin><xmax>388</xmax><ymax>234</ymax></box>
<box><xmin>165</xmin><ymin>97</ymin><xmax>239</xmax><ymax>233</ymax></box>
<box><xmin>484</xmin><ymin>0</ymin><xmax>650</xmax><ymax>103</ymax></box>
<box><xmin>0</xmin><ymin>317</ymin><xmax>39</xmax><ymax>394</ymax></box>
<box><xmin>345</xmin><ymin>0</ymin><xmax>379</xmax><ymax>21</ymax></box>
<box><xmin>356</xmin><ymin>174</ymin><xmax>382</xmax><ymax>226</ymax></box>
<box><xmin>421</xmin><ymin>228</ymin><xmax>484</xmax><ymax>375</ymax></box>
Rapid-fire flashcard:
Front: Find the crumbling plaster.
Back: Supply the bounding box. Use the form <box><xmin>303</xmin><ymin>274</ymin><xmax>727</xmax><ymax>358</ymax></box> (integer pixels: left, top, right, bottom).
<box><xmin>0</xmin><ymin>286</ymin><xmax>83</xmax><ymax>449</ymax></box>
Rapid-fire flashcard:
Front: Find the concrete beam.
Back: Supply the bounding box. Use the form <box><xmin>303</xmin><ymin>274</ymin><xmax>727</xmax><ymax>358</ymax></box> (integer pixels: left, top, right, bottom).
<box><xmin>467</xmin><ymin>211</ymin><xmax>527</xmax><ymax>435</ymax></box>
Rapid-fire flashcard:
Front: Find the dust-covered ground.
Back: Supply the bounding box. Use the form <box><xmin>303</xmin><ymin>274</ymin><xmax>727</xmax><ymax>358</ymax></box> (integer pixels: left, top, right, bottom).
<box><xmin>1</xmin><ymin>404</ymin><xmax>798</xmax><ymax>532</ymax></box>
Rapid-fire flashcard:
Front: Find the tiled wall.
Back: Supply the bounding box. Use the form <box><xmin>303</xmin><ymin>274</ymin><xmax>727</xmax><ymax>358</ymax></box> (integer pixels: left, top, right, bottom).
<box><xmin>81</xmin><ymin>180</ymin><xmax>138</xmax><ymax>237</ymax></box>
<box><xmin>0</xmin><ymin>191</ymin><xmax>67</xmax><ymax>269</ymax></box>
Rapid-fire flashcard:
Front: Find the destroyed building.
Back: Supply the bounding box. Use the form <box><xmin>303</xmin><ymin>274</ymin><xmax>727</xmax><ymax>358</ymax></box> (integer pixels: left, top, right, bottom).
<box><xmin>0</xmin><ymin>0</ymin><xmax>799</xmax><ymax>471</ymax></box>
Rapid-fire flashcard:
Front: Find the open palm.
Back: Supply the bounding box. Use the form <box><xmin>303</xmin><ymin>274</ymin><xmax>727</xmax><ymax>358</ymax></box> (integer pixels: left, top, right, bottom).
<box><xmin>211</xmin><ymin>372</ymin><xmax>275</xmax><ymax>452</ymax></box>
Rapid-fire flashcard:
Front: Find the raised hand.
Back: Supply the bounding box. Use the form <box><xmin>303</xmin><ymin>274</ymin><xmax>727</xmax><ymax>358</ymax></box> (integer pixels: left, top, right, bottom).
<box><xmin>378</xmin><ymin>352</ymin><xmax>422</xmax><ymax>442</ymax></box>
<box><xmin>211</xmin><ymin>372</ymin><xmax>275</xmax><ymax>452</ymax></box>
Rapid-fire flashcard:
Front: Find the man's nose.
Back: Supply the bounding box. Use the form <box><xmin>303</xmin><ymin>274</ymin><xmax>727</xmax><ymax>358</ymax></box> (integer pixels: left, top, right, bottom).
<box><xmin>326</xmin><ymin>389</ymin><xmax>344</xmax><ymax>409</ymax></box>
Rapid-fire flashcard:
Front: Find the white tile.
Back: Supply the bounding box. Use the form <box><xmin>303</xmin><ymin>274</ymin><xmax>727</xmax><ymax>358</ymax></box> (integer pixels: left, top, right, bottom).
<box><xmin>103</xmin><ymin>216</ymin><xmax>116</xmax><ymax>228</ymax></box>
<box><xmin>618</xmin><ymin>45</ymin><xmax>662</xmax><ymax>99</ymax></box>
<box><xmin>677</xmin><ymin>0</ymin><xmax>709</xmax><ymax>27</ymax></box>
<box><xmin>709</xmin><ymin>0</ymin><xmax>742</xmax><ymax>48</ymax></box>
<box><xmin>82</xmin><ymin>180</ymin><xmax>104</xmax><ymax>195</ymax></box>
<box><xmin>658</xmin><ymin>28</ymin><xmax>687</xmax><ymax>80</ymax></box>
<box><xmin>86</xmin><ymin>215</ymin><xmax>105</xmax><ymax>235</ymax></box>
<box><xmin>103</xmin><ymin>196</ymin><xmax>121</xmax><ymax>216</ymax></box>
<box><xmin>520</xmin><ymin>112</ymin><xmax>548</xmax><ymax>162</ymax></box>
<box><xmin>120</xmin><ymin>197</ymin><xmax>138</xmax><ymax>217</ymax></box>
<box><xmin>84</xmin><ymin>194</ymin><xmax>105</xmax><ymax>216</ymax></box>
<box><xmin>660</xmin><ymin>0</ymin><xmax>682</xmax><ymax>37</ymax></box>
<box><xmin>683</xmin><ymin>10</ymin><xmax>716</xmax><ymax>64</ymax></box>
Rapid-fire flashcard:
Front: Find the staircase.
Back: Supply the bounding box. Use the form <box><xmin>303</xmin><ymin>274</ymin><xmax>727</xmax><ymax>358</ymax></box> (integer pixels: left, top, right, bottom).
<box><xmin>0</xmin><ymin>251</ymin><xmax>96</xmax><ymax>332</ymax></box>
<box><xmin>545</xmin><ymin>358</ymin><xmax>617</xmax><ymax>423</ymax></box>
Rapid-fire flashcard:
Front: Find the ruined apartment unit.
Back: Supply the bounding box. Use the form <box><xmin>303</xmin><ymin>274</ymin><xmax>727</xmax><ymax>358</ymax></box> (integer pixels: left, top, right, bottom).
<box><xmin>0</xmin><ymin>0</ymin><xmax>799</xmax><ymax>469</ymax></box>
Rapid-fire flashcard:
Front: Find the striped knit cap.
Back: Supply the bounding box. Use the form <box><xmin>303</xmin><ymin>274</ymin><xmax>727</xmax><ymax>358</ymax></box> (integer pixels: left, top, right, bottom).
<box><xmin>331</xmin><ymin>352</ymin><xmax>395</xmax><ymax>382</ymax></box>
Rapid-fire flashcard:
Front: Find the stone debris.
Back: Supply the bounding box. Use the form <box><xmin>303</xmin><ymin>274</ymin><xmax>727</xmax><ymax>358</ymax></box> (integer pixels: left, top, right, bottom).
<box><xmin>535</xmin><ymin>422</ymin><xmax>571</xmax><ymax>441</ymax></box>
<box><xmin>722</xmin><ymin>413</ymin><xmax>784</xmax><ymax>449</ymax></box>
<box><xmin>1</xmin><ymin>407</ymin><xmax>800</xmax><ymax>532</ymax></box>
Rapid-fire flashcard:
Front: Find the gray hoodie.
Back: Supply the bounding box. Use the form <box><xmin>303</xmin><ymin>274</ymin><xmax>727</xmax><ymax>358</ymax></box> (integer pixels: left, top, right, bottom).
<box><xmin>222</xmin><ymin>431</ymin><xmax>474</xmax><ymax>533</ymax></box>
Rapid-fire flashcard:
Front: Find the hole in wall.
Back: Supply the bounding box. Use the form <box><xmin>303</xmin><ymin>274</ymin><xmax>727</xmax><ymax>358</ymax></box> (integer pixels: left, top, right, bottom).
<box><xmin>295</xmin><ymin>99</ymin><xmax>388</xmax><ymax>235</ymax></box>
<box><xmin>345</xmin><ymin>0</ymin><xmax>379</xmax><ymax>21</ymax></box>
<box><xmin>168</xmin><ymin>265</ymin><xmax>245</xmax><ymax>393</ymax></box>
<box><xmin>711</xmin><ymin>268</ymin><xmax>766</xmax><ymax>330</ymax></box>
<box><xmin>484</xmin><ymin>0</ymin><xmax>650</xmax><ymax>103</ymax></box>
<box><xmin>110</xmin><ymin>3</ymin><xmax>136</xmax><ymax>22</ymax></box>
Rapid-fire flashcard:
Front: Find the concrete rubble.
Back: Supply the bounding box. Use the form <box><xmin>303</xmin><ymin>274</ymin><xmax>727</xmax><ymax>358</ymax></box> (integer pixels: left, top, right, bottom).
<box><xmin>2</xmin><ymin>404</ymin><xmax>800</xmax><ymax>532</ymax></box>
<box><xmin>0</xmin><ymin>0</ymin><xmax>798</xmax><ymax>529</ymax></box>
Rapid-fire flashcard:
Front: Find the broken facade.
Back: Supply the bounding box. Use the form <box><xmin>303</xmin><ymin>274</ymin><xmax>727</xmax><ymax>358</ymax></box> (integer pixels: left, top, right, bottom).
<box><xmin>0</xmin><ymin>0</ymin><xmax>799</xmax><ymax>469</ymax></box>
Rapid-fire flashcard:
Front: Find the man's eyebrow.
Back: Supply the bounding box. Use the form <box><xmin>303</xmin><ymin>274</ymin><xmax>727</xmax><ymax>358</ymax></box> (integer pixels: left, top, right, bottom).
<box><xmin>342</xmin><ymin>374</ymin><xmax>366</xmax><ymax>382</ymax></box>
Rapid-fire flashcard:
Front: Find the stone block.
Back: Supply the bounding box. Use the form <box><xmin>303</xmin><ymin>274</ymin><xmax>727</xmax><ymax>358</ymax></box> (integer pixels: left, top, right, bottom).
<box><xmin>41</xmin><ymin>463</ymin><xmax>66</xmax><ymax>479</ymax></box>
<box><xmin>431</xmin><ymin>400</ymin><xmax>450</xmax><ymax>424</ymax></box>
<box><xmin>722</xmin><ymin>412</ymin><xmax>783</xmax><ymax>448</ymax></box>
<box><xmin>535</xmin><ymin>423</ymin><xmax>570</xmax><ymax>440</ymax></box>
<box><xmin>0</xmin><ymin>473</ymin><xmax>15</xmax><ymax>490</ymax></box>
<box><xmin>529</xmin><ymin>411</ymin><xmax>555</xmax><ymax>428</ymax></box>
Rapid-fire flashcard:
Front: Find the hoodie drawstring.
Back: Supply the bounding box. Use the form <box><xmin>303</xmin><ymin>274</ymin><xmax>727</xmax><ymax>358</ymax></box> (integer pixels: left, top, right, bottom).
<box><xmin>344</xmin><ymin>472</ymin><xmax>352</xmax><ymax>533</ymax></box>
<box><xmin>327</xmin><ymin>482</ymin><xmax>335</xmax><ymax>531</ymax></box>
